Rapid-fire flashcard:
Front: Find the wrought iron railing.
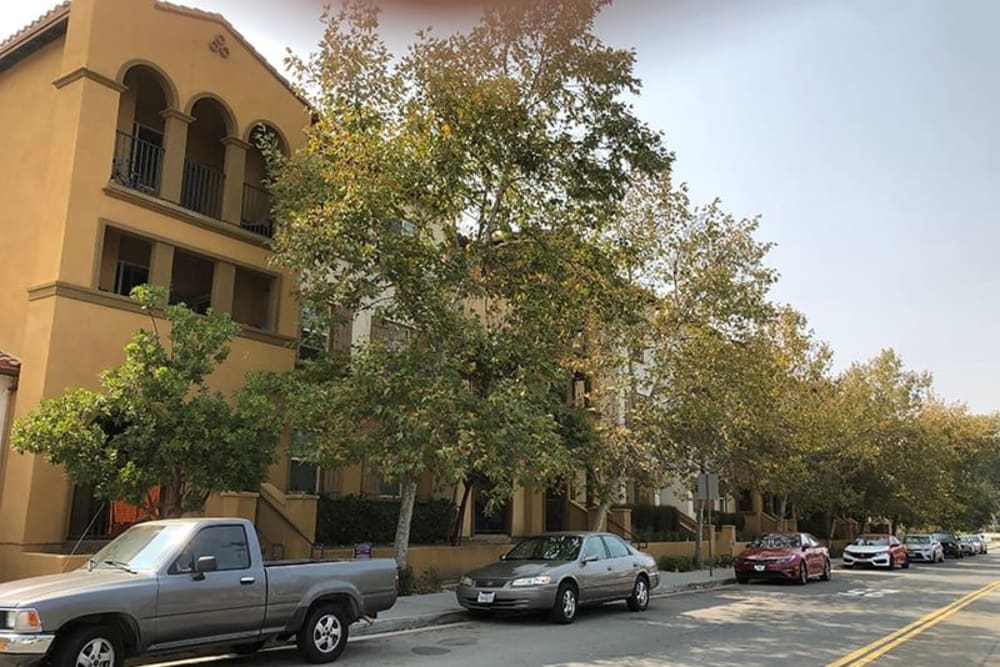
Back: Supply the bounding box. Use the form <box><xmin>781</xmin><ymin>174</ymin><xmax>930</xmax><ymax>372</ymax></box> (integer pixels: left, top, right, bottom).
<box><xmin>180</xmin><ymin>158</ymin><xmax>225</xmax><ymax>219</ymax></box>
<box><xmin>241</xmin><ymin>183</ymin><xmax>274</xmax><ymax>238</ymax></box>
<box><xmin>111</xmin><ymin>131</ymin><xmax>164</xmax><ymax>195</ymax></box>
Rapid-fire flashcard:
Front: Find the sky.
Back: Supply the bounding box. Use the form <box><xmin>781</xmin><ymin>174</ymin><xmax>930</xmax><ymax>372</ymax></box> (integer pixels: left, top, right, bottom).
<box><xmin>3</xmin><ymin>0</ymin><xmax>999</xmax><ymax>412</ymax></box>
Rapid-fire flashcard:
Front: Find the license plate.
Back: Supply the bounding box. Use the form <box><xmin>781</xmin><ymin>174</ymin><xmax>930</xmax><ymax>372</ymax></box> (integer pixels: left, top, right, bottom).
<box><xmin>754</xmin><ymin>564</ymin><xmax>765</xmax><ymax>572</ymax></box>
<box><xmin>477</xmin><ymin>591</ymin><xmax>495</xmax><ymax>604</ymax></box>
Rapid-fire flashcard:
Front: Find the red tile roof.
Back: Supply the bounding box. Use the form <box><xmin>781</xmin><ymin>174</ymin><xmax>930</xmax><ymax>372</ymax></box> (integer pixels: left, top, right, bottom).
<box><xmin>0</xmin><ymin>2</ymin><xmax>69</xmax><ymax>57</ymax></box>
<box><xmin>0</xmin><ymin>352</ymin><xmax>21</xmax><ymax>377</ymax></box>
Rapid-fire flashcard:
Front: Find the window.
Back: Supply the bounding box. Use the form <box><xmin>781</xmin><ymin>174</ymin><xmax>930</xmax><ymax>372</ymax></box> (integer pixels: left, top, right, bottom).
<box><xmin>169</xmin><ymin>250</ymin><xmax>214</xmax><ymax>314</ymax></box>
<box><xmin>98</xmin><ymin>229</ymin><xmax>152</xmax><ymax>297</ymax></box>
<box><xmin>172</xmin><ymin>525</ymin><xmax>250</xmax><ymax>573</ymax></box>
<box><xmin>602</xmin><ymin>536</ymin><xmax>632</xmax><ymax>559</ymax></box>
<box><xmin>288</xmin><ymin>431</ymin><xmax>318</xmax><ymax>495</ymax></box>
<box><xmin>232</xmin><ymin>267</ymin><xmax>275</xmax><ymax>330</ymax></box>
<box><xmin>298</xmin><ymin>306</ymin><xmax>329</xmax><ymax>361</ymax></box>
<box><xmin>581</xmin><ymin>537</ymin><xmax>607</xmax><ymax>561</ymax></box>
<box><xmin>371</xmin><ymin>317</ymin><xmax>411</xmax><ymax>350</ymax></box>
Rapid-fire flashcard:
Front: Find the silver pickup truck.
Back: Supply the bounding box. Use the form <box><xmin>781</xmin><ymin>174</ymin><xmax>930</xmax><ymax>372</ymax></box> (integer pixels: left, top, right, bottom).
<box><xmin>0</xmin><ymin>518</ymin><xmax>397</xmax><ymax>667</ymax></box>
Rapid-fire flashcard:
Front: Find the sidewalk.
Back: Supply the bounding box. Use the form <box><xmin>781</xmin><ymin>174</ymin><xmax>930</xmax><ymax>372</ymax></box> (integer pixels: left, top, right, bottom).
<box><xmin>353</xmin><ymin>568</ymin><xmax>736</xmax><ymax>637</ymax></box>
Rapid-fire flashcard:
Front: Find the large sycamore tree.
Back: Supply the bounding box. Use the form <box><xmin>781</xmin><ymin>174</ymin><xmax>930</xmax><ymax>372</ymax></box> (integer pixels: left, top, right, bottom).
<box><xmin>271</xmin><ymin>0</ymin><xmax>669</xmax><ymax>566</ymax></box>
<box><xmin>12</xmin><ymin>286</ymin><xmax>281</xmax><ymax>519</ymax></box>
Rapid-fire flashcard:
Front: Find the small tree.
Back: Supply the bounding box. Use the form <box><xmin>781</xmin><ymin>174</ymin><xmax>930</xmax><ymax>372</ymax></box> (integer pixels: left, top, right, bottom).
<box><xmin>12</xmin><ymin>286</ymin><xmax>281</xmax><ymax>519</ymax></box>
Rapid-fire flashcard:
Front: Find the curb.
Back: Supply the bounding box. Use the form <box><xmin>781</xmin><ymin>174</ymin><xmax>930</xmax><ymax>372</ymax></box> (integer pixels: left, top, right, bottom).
<box><xmin>652</xmin><ymin>577</ymin><xmax>737</xmax><ymax>598</ymax></box>
<box><xmin>355</xmin><ymin>577</ymin><xmax>735</xmax><ymax>638</ymax></box>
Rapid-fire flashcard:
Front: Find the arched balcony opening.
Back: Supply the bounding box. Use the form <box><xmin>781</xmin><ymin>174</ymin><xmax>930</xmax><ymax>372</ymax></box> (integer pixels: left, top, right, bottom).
<box><xmin>181</xmin><ymin>97</ymin><xmax>232</xmax><ymax>219</ymax></box>
<box><xmin>241</xmin><ymin>123</ymin><xmax>286</xmax><ymax>237</ymax></box>
<box><xmin>112</xmin><ymin>65</ymin><xmax>172</xmax><ymax>195</ymax></box>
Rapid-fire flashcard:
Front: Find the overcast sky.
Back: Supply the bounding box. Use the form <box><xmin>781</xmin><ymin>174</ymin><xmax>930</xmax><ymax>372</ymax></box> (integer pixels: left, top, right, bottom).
<box><xmin>4</xmin><ymin>0</ymin><xmax>999</xmax><ymax>413</ymax></box>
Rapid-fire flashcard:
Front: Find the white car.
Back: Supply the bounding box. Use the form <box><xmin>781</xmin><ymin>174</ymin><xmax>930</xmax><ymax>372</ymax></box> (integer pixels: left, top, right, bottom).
<box><xmin>902</xmin><ymin>534</ymin><xmax>944</xmax><ymax>563</ymax></box>
<box><xmin>843</xmin><ymin>534</ymin><xmax>909</xmax><ymax>569</ymax></box>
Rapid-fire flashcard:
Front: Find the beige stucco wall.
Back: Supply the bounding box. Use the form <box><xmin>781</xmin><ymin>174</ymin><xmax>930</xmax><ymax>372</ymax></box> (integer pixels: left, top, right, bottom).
<box><xmin>0</xmin><ymin>0</ymin><xmax>308</xmax><ymax>576</ymax></box>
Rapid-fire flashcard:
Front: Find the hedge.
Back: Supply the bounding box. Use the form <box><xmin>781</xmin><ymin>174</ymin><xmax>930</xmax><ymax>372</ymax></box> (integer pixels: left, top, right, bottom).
<box><xmin>315</xmin><ymin>495</ymin><xmax>456</xmax><ymax>546</ymax></box>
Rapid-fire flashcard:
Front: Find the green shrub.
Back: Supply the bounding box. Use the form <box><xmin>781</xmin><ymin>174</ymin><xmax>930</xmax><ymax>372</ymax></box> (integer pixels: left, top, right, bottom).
<box><xmin>396</xmin><ymin>566</ymin><xmax>444</xmax><ymax>596</ymax></box>
<box><xmin>315</xmin><ymin>495</ymin><xmax>456</xmax><ymax>546</ymax></box>
<box><xmin>657</xmin><ymin>555</ymin><xmax>694</xmax><ymax>572</ymax></box>
<box><xmin>712</xmin><ymin>554</ymin><xmax>736</xmax><ymax>568</ymax></box>
<box><xmin>632</xmin><ymin>504</ymin><xmax>683</xmax><ymax>533</ymax></box>
<box><xmin>710</xmin><ymin>512</ymin><xmax>746</xmax><ymax>531</ymax></box>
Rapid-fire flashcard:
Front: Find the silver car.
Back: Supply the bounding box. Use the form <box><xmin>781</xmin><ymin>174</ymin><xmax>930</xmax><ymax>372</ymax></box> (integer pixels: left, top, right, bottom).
<box><xmin>456</xmin><ymin>532</ymin><xmax>660</xmax><ymax>624</ymax></box>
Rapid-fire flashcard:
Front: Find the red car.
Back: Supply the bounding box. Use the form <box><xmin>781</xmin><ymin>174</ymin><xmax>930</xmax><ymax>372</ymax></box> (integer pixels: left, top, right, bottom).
<box><xmin>734</xmin><ymin>532</ymin><xmax>832</xmax><ymax>585</ymax></box>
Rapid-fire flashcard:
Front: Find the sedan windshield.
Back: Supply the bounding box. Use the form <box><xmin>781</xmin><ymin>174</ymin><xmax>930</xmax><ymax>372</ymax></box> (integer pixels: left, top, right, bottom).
<box><xmin>904</xmin><ymin>535</ymin><xmax>930</xmax><ymax>544</ymax></box>
<box><xmin>89</xmin><ymin>523</ymin><xmax>192</xmax><ymax>571</ymax></box>
<box><xmin>505</xmin><ymin>535</ymin><xmax>582</xmax><ymax>561</ymax></box>
<box><xmin>853</xmin><ymin>536</ymin><xmax>889</xmax><ymax>546</ymax></box>
<box><xmin>751</xmin><ymin>534</ymin><xmax>800</xmax><ymax>549</ymax></box>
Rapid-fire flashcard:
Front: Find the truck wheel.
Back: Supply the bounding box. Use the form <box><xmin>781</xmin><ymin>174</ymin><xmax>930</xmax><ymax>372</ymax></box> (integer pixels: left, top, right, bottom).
<box><xmin>50</xmin><ymin>625</ymin><xmax>124</xmax><ymax>667</ymax></box>
<box><xmin>298</xmin><ymin>603</ymin><xmax>350</xmax><ymax>663</ymax></box>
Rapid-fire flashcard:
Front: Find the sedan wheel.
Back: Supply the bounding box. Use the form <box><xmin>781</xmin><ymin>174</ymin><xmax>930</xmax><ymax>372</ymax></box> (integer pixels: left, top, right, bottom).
<box><xmin>797</xmin><ymin>561</ymin><xmax>809</xmax><ymax>585</ymax></box>
<box><xmin>888</xmin><ymin>554</ymin><xmax>896</xmax><ymax>570</ymax></box>
<box><xmin>820</xmin><ymin>559</ymin><xmax>832</xmax><ymax>581</ymax></box>
<box><xmin>551</xmin><ymin>583</ymin><xmax>578</xmax><ymax>624</ymax></box>
<box><xmin>627</xmin><ymin>576</ymin><xmax>650</xmax><ymax>612</ymax></box>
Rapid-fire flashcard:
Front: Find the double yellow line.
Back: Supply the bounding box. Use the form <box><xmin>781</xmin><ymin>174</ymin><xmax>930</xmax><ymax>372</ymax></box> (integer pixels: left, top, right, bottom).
<box><xmin>826</xmin><ymin>579</ymin><xmax>1000</xmax><ymax>666</ymax></box>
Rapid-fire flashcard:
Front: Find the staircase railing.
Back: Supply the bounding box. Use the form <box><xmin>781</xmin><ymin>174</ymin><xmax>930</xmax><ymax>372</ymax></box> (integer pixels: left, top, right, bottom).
<box><xmin>255</xmin><ymin>490</ymin><xmax>329</xmax><ymax>561</ymax></box>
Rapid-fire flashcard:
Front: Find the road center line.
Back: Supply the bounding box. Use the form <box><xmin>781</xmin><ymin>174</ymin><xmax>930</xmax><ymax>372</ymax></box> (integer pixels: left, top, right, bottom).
<box><xmin>825</xmin><ymin>579</ymin><xmax>1000</xmax><ymax>667</ymax></box>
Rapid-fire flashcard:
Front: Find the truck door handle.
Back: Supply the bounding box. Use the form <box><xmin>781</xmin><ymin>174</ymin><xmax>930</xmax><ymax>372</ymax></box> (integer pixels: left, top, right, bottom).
<box><xmin>240</xmin><ymin>577</ymin><xmax>256</xmax><ymax>585</ymax></box>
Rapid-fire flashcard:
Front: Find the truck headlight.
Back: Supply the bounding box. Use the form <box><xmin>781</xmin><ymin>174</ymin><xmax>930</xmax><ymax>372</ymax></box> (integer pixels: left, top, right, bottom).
<box><xmin>459</xmin><ymin>576</ymin><xmax>474</xmax><ymax>587</ymax></box>
<box><xmin>511</xmin><ymin>575</ymin><xmax>552</xmax><ymax>587</ymax></box>
<box><xmin>12</xmin><ymin>609</ymin><xmax>42</xmax><ymax>633</ymax></box>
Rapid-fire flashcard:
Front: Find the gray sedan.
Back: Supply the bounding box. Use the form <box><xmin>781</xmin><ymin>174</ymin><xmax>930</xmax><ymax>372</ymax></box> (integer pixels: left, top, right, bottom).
<box><xmin>456</xmin><ymin>532</ymin><xmax>660</xmax><ymax>624</ymax></box>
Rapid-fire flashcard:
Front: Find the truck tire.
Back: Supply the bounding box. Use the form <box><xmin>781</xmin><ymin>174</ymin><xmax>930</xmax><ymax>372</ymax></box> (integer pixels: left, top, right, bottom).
<box><xmin>297</xmin><ymin>603</ymin><xmax>350</xmax><ymax>663</ymax></box>
<box><xmin>50</xmin><ymin>624</ymin><xmax>124</xmax><ymax>667</ymax></box>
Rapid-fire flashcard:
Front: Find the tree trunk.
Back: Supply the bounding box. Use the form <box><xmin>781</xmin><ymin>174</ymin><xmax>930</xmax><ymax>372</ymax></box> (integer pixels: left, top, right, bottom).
<box><xmin>393</xmin><ymin>477</ymin><xmax>419</xmax><ymax>570</ymax></box>
<box><xmin>451</xmin><ymin>474</ymin><xmax>474</xmax><ymax>547</ymax></box>
<box><xmin>693</xmin><ymin>497</ymin><xmax>704</xmax><ymax>569</ymax></box>
<box><xmin>591</xmin><ymin>500</ymin><xmax>610</xmax><ymax>532</ymax></box>
<box><xmin>778</xmin><ymin>496</ymin><xmax>788</xmax><ymax>526</ymax></box>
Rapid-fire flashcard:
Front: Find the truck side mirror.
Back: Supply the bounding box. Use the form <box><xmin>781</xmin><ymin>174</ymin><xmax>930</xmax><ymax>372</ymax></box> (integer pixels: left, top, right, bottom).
<box><xmin>193</xmin><ymin>555</ymin><xmax>218</xmax><ymax>580</ymax></box>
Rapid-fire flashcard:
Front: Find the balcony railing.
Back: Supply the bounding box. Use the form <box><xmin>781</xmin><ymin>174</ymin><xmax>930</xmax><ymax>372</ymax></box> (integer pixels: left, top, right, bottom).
<box><xmin>241</xmin><ymin>183</ymin><xmax>275</xmax><ymax>238</ymax></box>
<box><xmin>181</xmin><ymin>158</ymin><xmax>225</xmax><ymax>219</ymax></box>
<box><xmin>111</xmin><ymin>131</ymin><xmax>164</xmax><ymax>196</ymax></box>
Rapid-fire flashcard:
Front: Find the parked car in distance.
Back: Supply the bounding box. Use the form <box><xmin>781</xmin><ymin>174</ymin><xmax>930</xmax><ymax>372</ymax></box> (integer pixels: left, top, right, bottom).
<box><xmin>932</xmin><ymin>531</ymin><xmax>964</xmax><ymax>559</ymax></box>
<box><xmin>456</xmin><ymin>532</ymin><xmax>659</xmax><ymax>624</ymax></box>
<box><xmin>843</xmin><ymin>534</ymin><xmax>909</xmax><ymax>570</ymax></box>
<box><xmin>0</xmin><ymin>518</ymin><xmax>398</xmax><ymax>667</ymax></box>
<box><xmin>902</xmin><ymin>534</ymin><xmax>944</xmax><ymax>563</ymax></box>
<box><xmin>734</xmin><ymin>532</ymin><xmax>831</xmax><ymax>585</ymax></box>
<box><xmin>960</xmin><ymin>535</ymin><xmax>983</xmax><ymax>556</ymax></box>
<box><xmin>976</xmin><ymin>534</ymin><xmax>990</xmax><ymax>554</ymax></box>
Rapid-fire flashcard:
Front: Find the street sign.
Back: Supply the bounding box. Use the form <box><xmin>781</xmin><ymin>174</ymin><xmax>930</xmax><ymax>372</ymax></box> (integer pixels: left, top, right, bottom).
<box><xmin>697</xmin><ymin>473</ymin><xmax>719</xmax><ymax>501</ymax></box>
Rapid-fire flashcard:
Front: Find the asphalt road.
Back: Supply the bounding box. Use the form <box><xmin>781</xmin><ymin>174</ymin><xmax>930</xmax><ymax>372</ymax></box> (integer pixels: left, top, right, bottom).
<box><xmin>148</xmin><ymin>553</ymin><xmax>1000</xmax><ymax>667</ymax></box>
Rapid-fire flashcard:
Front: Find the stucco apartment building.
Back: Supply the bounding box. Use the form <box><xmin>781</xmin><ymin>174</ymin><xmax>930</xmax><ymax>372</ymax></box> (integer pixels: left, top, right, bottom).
<box><xmin>0</xmin><ymin>0</ymin><xmax>313</xmax><ymax>579</ymax></box>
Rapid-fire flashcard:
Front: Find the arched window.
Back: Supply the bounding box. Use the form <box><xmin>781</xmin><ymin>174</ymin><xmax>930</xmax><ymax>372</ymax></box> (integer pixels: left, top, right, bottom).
<box><xmin>112</xmin><ymin>65</ymin><xmax>173</xmax><ymax>195</ymax></box>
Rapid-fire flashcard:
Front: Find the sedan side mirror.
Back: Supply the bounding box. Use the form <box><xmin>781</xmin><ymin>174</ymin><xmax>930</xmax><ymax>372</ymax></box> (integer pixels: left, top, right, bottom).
<box><xmin>193</xmin><ymin>555</ymin><xmax>218</xmax><ymax>580</ymax></box>
<box><xmin>801</xmin><ymin>545</ymin><xmax>808</xmax><ymax>552</ymax></box>
<box><xmin>581</xmin><ymin>555</ymin><xmax>599</xmax><ymax>565</ymax></box>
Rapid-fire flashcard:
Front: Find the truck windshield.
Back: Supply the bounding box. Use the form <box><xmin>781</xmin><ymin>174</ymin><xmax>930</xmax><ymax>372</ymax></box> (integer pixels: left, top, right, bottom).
<box><xmin>89</xmin><ymin>524</ymin><xmax>192</xmax><ymax>572</ymax></box>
